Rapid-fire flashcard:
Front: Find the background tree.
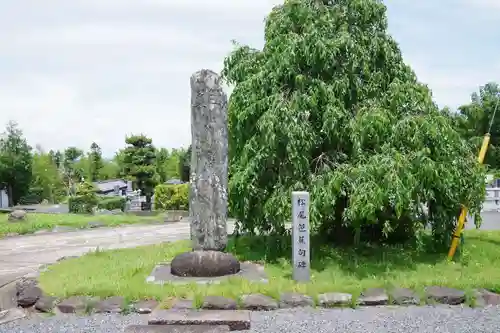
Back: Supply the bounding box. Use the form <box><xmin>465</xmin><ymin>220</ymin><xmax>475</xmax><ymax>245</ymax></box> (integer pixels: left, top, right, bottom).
<box><xmin>63</xmin><ymin>146</ymin><xmax>84</xmax><ymax>194</ymax></box>
<box><xmin>222</xmin><ymin>0</ymin><xmax>485</xmax><ymax>248</ymax></box>
<box><xmin>452</xmin><ymin>82</ymin><xmax>500</xmax><ymax>170</ymax></box>
<box><xmin>179</xmin><ymin>145</ymin><xmax>191</xmax><ymax>182</ymax></box>
<box><xmin>165</xmin><ymin>148</ymin><xmax>183</xmax><ymax>179</ymax></box>
<box><xmin>88</xmin><ymin>142</ymin><xmax>104</xmax><ymax>181</ymax></box>
<box><xmin>113</xmin><ymin>149</ymin><xmax>128</xmax><ymax>179</ymax></box>
<box><xmin>123</xmin><ymin>134</ymin><xmax>158</xmax><ymax>204</ymax></box>
<box><xmin>99</xmin><ymin>159</ymin><xmax>121</xmax><ymax>180</ymax></box>
<box><xmin>48</xmin><ymin>150</ymin><xmax>63</xmax><ymax>169</ymax></box>
<box><xmin>31</xmin><ymin>151</ymin><xmax>65</xmax><ymax>203</ymax></box>
<box><xmin>0</xmin><ymin>121</ymin><xmax>33</xmax><ymax>205</ymax></box>
<box><xmin>155</xmin><ymin>147</ymin><xmax>170</xmax><ymax>183</ymax></box>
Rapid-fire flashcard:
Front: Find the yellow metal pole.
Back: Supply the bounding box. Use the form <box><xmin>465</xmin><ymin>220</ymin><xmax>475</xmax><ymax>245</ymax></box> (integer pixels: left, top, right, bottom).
<box><xmin>447</xmin><ymin>134</ymin><xmax>491</xmax><ymax>260</ymax></box>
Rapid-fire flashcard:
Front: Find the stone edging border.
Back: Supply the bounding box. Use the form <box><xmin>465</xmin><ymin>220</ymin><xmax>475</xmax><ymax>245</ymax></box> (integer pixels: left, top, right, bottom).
<box><xmin>4</xmin><ymin>279</ymin><xmax>500</xmax><ymax>322</ymax></box>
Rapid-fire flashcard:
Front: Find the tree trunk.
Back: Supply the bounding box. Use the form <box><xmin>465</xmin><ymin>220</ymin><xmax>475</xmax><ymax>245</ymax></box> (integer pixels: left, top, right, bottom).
<box><xmin>7</xmin><ymin>184</ymin><xmax>13</xmax><ymax>207</ymax></box>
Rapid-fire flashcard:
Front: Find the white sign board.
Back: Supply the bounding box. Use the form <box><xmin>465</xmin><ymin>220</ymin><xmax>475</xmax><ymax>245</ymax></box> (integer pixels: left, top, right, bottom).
<box><xmin>292</xmin><ymin>191</ymin><xmax>310</xmax><ymax>282</ymax></box>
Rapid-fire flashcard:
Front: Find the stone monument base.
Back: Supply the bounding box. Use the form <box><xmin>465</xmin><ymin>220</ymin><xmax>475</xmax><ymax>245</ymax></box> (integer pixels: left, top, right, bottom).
<box><xmin>169</xmin><ymin>251</ymin><xmax>240</xmax><ymax>277</ymax></box>
<box><xmin>146</xmin><ymin>259</ymin><xmax>268</xmax><ymax>285</ymax></box>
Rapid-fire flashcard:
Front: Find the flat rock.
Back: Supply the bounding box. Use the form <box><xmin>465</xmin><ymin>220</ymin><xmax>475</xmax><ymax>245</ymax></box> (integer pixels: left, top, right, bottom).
<box><xmin>35</xmin><ymin>295</ymin><xmax>58</xmax><ymax>313</ymax></box>
<box><xmin>425</xmin><ymin>286</ymin><xmax>465</xmax><ymax>305</ymax></box>
<box><xmin>8</xmin><ymin>210</ymin><xmax>26</xmax><ymax>222</ymax></box>
<box><xmin>358</xmin><ymin>288</ymin><xmax>388</xmax><ymax>306</ymax></box>
<box><xmin>94</xmin><ymin>296</ymin><xmax>125</xmax><ymax>313</ymax></box>
<box><xmin>56</xmin><ymin>296</ymin><xmax>92</xmax><ymax>313</ymax></box>
<box><xmin>17</xmin><ymin>286</ymin><xmax>42</xmax><ymax>307</ymax></box>
<box><xmin>56</xmin><ymin>255</ymin><xmax>79</xmax><ymax>262</ymax></box>
<box><xmin>132</xmin><ymin>300</ymin><xmax>159</xmax><ymax>314</ymax></box>
<box><xmin>97</xmin><ymin>209</ymin><xmax>113</xmax><ymax>215</ymax></box>
<box><xmin>170</xmin><ymin>251</ymin><xmax>240</xmax><ymax>277</ymax></box>
<box><xmin>318</xmin><ymin>293</ymin><xmax>352</xmax><ymax>307</ymax></box>
<box><xmin>240</xmin><ymin>294</ymin><xmax>278</xmax><ymax>311</ymax></box>
<box><xmin>52</xmin><ymin>226</ymin><xmax>77</xmax><ymax>233</ymax></box>
<box><xmin>149</xmin><ymin>310</ymin><xmax>251</xmax><ymax>331</ymax></box>
<box><xmin>16</xmin><ymin>277</ymin><xmax>38</xmax><ymax>294</ymax></box>
<box><xmin>87</xmin><ymin>221</ymin><xmax>105</xmax><ymax>228</ymax></box>
<box><xmin>202</xmin><ymin>296</ymin><xmax>237</xmax><ymax>310</ymax></box>
<box><xmin>279</xmin><ymin>293</ymin><xmax>314</xmax><ymax>308</ymax></box>
<box><xmin>38</xmin><ymin>263</ymin><xmax>52</xmax><ymax>272</ymax></box>
<box><xmin>0</xmin><ymin>308</ymin><xmax>26</xmax><ymax>324</ymax></box>
<box><xmin>34</xmin><ymin>230</ymin><xmax>50</xmax><ymax>235</ymax></box>
<box><xmin>0</xmin><ymin>282</ymin><xmax>18</xmax><ymax>311</ymax></box>
<box><xmin>389</xmin><ymin>288</ymin><xmax>420</xmax><ymax>305</ymax></box>
<box><xmin>164</xmin><ymin>211</ymin><xmax>186</xmax><ymax>222</ymax></box>
<box><xmin>125</xmin><ymin>325</ymin><xmax>229</xmax><ymax>333</ymax></box>
<box><xmin>475</xmin><ymin>289</ymin><xmax>500</xmax><ymax>306</ymax></box>
<box><xmin>171</xmin><ymin>299</ymin><xmax>194</xmax><ymax>310</ymax></box>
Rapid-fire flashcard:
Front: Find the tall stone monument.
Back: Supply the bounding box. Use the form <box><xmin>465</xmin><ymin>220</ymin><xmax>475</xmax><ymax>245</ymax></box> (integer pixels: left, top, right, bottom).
<box><xmin>170</xmin><ymin>69</ymin><xmax>240</xmax><ymax>277</ymax></box>
<box><xmin>189</xmin><ymin>69</ymin><xmax>229</xmax><ymax>251</ymax></box>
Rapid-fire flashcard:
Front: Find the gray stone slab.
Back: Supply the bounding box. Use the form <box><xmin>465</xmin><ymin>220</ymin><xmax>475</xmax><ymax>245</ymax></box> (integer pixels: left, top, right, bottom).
<box><xmin>149</xmin><ymin>310</ymin><xmax>250</xmax><ymax>331</ymax></box>
<box><xmin>0</xmin><ymin>281</ymin><xmax>18</xmax><ymax>310</ymax></box>
<box><xmin>0</xmin><ymin>308</ymin><xmax>26</xmax><ymax>325</ymax></box>
<box><xmin>0</xmin><ymin>273</ymin><xmax>25</xmax><ymax>289</ymax></box>
<box><xmin>146</xmin><ymin>261</ymin><xmax>267</xmax><ymax>285</ymax></box>
<box><xmin>124</xmin><ymin>325</ymin><xmax>229</xmax><ymax>333</ymax></box>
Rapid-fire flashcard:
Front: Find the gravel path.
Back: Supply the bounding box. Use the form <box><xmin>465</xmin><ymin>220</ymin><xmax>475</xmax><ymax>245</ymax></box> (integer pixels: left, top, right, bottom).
<box><xmin>1</xmin><ymin>306</ymin><xmax>499</xmax><ymax>333</ymax></box>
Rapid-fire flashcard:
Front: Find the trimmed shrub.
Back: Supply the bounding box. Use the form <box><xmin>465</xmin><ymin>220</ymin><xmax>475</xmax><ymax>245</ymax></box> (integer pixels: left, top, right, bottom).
<box><xmin>98</xmin><ymin>196</ymin><xmax>126</xmax><ymax>211</ymax></box>
<box><xmin>18</xmin><ymin>187</ymin><xmax>43</xmax><ymax>205</ymax></box>
<box><xmin>68</xmin><ymin>182</ymin><xmax>99</xmax><ymax>214</ymax></box>
<box><xmin>154</xmin><ymin>184</ymin><xmax>188</xmax><ymax>210</ymax></box>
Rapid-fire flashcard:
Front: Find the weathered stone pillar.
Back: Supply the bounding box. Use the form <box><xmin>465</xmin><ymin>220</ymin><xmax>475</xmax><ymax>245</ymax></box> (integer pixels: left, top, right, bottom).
<box><xmin>189</xmin><ymin>69</ymin><xmax>229</xmax><ymax>251</ymax></box>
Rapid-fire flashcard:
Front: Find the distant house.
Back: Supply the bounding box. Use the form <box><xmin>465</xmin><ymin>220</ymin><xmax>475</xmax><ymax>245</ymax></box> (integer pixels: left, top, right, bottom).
<box><xmin>486</xmin><ymin>174</ymin><xmax>500</xmax><ymax>188</ymax></box>
<box><xmin>93</xmin><ymin>179</ymin><xmax>128</xmax><ymax>196</ymax></box>
<box><xmin>0</xmin><ymin>187</ymin><xmax>8</xmax><ymax>208</ymax></box>
<box><xmin>165</xmin><ymin>179</ymin><xmax>184</xmax><ymax>185</ymax></box>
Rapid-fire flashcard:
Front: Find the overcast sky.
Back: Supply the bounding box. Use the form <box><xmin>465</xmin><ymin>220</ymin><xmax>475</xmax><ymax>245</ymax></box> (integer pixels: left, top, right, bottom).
<box><xmin>0</xmin><ymin>0</ymin><xmax>499</xmax><ymax>157</ymax></box>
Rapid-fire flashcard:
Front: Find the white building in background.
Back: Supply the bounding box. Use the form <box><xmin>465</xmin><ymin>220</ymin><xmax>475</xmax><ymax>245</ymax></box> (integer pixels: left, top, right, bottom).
<box><xmin>484</xmin><ymin>174</ymin><xmax>500</xmax><ymax>212</ymax></box>
<box><xmin>0</xmin><ymin>188</ymin><xmax>8</xmax><ymax>208</ymax></box>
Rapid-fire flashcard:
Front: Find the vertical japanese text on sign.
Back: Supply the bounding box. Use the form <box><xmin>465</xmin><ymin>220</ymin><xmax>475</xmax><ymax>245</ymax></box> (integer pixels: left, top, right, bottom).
<box><xmin>292</xmin><ymin>191</ymin><xmax>310</xmax><ymax>282</ymax></box>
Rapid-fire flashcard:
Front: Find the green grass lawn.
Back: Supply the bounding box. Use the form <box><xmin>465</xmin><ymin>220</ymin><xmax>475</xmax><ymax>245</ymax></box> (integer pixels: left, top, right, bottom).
<box><xmin>38</xmin><ymin>229</ymin><xmax>500</xmax><ymax>307</ymax></box>
<box><xmin>0</xmin><ymin>213</ymin><xmax>161</xmax><ymax>237</ymax></box>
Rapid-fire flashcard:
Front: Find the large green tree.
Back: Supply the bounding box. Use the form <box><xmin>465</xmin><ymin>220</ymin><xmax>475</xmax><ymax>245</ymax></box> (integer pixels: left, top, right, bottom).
<box><xmin>123</xmin><ymin>134</ymin><xmax>158</xmax><ymax>205</ymax></box>
<box><xmin>223</xmin><ymin>0</ymin><xmax>485</xmax><ymax>247</ymax></box>
<box><xmin>0</xmin><ymin>121</ymin><xmax>33</xmax><ymax>205</ymax></box>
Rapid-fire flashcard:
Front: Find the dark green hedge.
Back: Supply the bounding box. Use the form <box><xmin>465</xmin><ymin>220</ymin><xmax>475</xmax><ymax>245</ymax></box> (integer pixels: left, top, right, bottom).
<box><xmin>97</xmin><ymin>196</ymin><xmax>126</xmax><ymax>211</ymax></box>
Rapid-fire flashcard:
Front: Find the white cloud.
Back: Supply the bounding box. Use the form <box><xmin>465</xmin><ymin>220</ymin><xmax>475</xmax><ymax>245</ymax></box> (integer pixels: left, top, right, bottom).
<box><xmin>0</xmin><ymin>0</ymin><xmax>497</xmax><ymax>157</ymax></box>
<box><xmin>75</xmin><ymin>0</ymin><xmax>282</xmax><ymax>11</ymax></box>
<box><xmin>11</xmin><ymin>23</ymin><xmax>200</xmax><ymax>47</ymax></box>
<box><xmin>466</xmin><ymin>0</ymin><xmax>500</xmax><ymax>9</ymax></box>
<box><xmin>407</xmin><ymin>56</ymin><xmax>500</xmax><ymax>108</ymax></box>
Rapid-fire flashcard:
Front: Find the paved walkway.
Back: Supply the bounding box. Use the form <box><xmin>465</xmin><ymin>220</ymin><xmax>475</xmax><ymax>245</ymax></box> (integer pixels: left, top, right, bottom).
<box><xmin>0</xmin><ymin>221</ymin><xmax>235</xmax><ymax>286</ymax></box>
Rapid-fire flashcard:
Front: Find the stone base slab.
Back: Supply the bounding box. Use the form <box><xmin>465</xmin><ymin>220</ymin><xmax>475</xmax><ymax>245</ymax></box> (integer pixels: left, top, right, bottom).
<box><xmin>124</xmin><ymin>325</ymin><xmax>229</xmax><ymax>333</ymax></box>
<box><xmin>146</xmin><ymin>262</ymin><xmax>267</xmax><ymax>285</ymax></box>
<box><xmin>0</xmin><ymin>308</ymin><xmax>26</xmax><ymax>325</ymax></box>
<box><xmin>148</xmin><ymin>310</ymin><xmax>250</xmax><ymax>331</ymax></box>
